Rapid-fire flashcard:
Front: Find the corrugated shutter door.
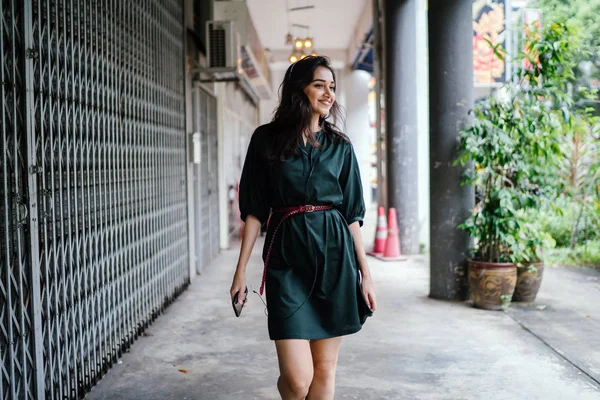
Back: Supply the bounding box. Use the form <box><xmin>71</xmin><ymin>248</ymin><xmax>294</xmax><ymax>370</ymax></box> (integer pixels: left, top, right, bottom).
<box><xmin>207</xmin><ymin>94</ymin><xmax>220</xmax><ymax>260</ymax></box>
<box><xmin>192</xmin><ymin>86</ymin><xmax>219</xmax><ymax>273</ymax></box>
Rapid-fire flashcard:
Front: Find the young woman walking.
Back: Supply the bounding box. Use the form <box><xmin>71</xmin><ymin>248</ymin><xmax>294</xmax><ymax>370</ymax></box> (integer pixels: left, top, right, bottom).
<box><xmin>230</xmin><ymin>55</ymin><xmax>376</xmax><ymax>400</ymax></box>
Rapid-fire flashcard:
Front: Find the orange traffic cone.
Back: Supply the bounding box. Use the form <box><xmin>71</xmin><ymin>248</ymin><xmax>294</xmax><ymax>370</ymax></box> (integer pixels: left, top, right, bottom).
<box><xmin>376</xmin><ymin>207</ymin><xmax>407</xmax><ymax>262</ymax></box>
<box><xmin>367</xmin><ymin>206</ymin><xmax>388</xmax><ymax>257</ymax></box>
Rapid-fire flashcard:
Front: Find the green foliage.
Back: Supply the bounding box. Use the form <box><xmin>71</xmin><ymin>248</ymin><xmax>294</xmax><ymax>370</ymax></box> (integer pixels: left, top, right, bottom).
<box><xmin>529</xmin><ymin>0</ymin><xmax>600</xmax><ymax>112</ymax></box>
<box><xmin>556</xmin><ymin>108</ymin><xmax>600</xmax><ymax>197</ymax></box>
<box><xmin>500</xmin><ymin>293</ymin><xmax>513</xmax><ymax>310</ymax></box>
<box><xmin>516</xmin><ymin>21</ymin><xmax>580</xmax><ymax>93</ymax></box>
<box><xmin>536</xmin><ymin>196</ymin><xmax>600</xmax><ymax>247</ymax></box>
<box><xmin>458</xmin><ymin>18</ymin><xmax>599</xmax><ymax>267</ymax></box>
<box><xmin>531</xmin><ymin>0</ymin><xmax>600</xmax><ymax>62</ymax></box>
<box><xmin>546</xmin><ymin>240</ymin><xmax>600</xmax><ymax>268</ymax></box>
<box><xmin>555</xmin><ymin>108</ymin><xmax>600</xmax><ymax>247</ymax></box>
<box><xmin>517</xmin><ymin>209</ymin><xmax>556</xmax><ymax>264</ymax></box>
<box><xmin>456</xmin><ymin>21</ymin><xmax>577</xmax><ymax>264</ymax></box>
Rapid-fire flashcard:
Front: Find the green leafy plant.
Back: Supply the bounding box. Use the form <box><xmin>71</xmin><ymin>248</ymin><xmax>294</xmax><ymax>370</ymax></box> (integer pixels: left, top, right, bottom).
<box><xmin>500</xmin><ymin>293</ymin><xmax>513</xmax><ymax>310</ymax></box>
<box><xmin>456</xmin><ymin>98</ymin><xmax>526</xmax><ymax>263</ymax></box>
<box><xmin>533</xmin><ymin>195</ymin><xmax>600</xmax><ymax>248</ymax></box>
<box><xmin>517</xmin><ymin>209</ymin><xmax>556</xmax><ymax>266</ymax></box>
<box><xmin>531</xmin><ymin>0</ymin><xmax>600</xmax><ymax>114</ymax></box>
<box><xmin>556</xmin><ymin>108</ymin><xmax>600</xmax><ymax>248</ymax></box>
<box><xmin>456</xmin><ymin>21</ymin><xmax>579</xmax><ymax>264</ymax></box>
<box><xmin>547</xmin><ymin>240</ymin><xmax>600</xmax><ymax>268</ymax></box>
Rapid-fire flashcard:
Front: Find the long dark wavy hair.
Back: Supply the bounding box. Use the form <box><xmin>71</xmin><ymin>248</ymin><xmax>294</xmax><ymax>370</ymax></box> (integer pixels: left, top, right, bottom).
<box><xmin>266</xmin><ymin>55</ymin><xmax>346</xmax><ymax>163</ymax></box>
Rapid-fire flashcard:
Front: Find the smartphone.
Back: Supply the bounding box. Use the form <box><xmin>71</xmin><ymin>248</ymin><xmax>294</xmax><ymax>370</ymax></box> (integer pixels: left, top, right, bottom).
<box><xmin>232</xmin><ymin>286</ymin><xmax>248</xmax><ymax>317</ymax></box>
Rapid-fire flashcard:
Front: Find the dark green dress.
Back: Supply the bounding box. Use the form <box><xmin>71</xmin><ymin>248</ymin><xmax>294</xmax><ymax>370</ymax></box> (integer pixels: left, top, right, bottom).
<box><xmin>239</xmin><ymin>123</ymin><xmax>373</xmax><ymax>340</ymax></box>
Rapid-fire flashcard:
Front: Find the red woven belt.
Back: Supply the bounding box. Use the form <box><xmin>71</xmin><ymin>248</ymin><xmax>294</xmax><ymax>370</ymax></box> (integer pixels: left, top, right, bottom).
<box><xmin>272</xmin><ymin>204</ymin><xmax>333</xmax><ymax>214</ymax></box>
<box><xmin>259</xmin><ymin>204</ymin><xmax>333</xmax><ymax>295</ymax></box>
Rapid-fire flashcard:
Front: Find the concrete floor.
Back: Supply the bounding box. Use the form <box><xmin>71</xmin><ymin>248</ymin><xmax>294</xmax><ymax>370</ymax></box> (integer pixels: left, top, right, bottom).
<box><xmin>86</xmin><ymin>235</ymin><xmax>600</xmax><ymax>400</ymax></box>
<box><xmin>507</xmin><ymin>265</ymin><xmax>600</xmax><ymax>385</ymax></box>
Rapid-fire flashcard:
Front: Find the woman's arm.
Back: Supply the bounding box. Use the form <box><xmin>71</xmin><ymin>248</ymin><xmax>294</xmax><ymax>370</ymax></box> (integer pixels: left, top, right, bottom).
<box><xmin>348</xmin><ymin>221</ymin><xmax>377</xmax><ymax>311</ymax></box>
<box><xmin>230</xmin><ymin>215</ymin><xmax>262</xmax><ymax>305</ymax></box>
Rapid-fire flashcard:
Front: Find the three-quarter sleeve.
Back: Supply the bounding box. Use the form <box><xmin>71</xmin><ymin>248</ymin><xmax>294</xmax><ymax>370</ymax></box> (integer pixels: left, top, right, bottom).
<box><xmin>338</xmin><ymin>142</ymin><xmax>366</xmax><ymax>227</ymax></box>
<box><xmin>239</xmin><ymin>130</ymin><xmax>271</xmax><ymax>225</ymax></box>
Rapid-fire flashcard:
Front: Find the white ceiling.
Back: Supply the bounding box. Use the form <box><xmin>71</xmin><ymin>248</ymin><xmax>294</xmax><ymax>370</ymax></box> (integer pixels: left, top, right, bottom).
<box><xmin>246</xmin><ymin>0</ymin><xmax>367</xmax><ymax>52</ymax></box>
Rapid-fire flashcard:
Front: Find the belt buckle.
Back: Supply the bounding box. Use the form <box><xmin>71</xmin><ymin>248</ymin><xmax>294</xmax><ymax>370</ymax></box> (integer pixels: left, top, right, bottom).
<box><xmin>305</xmin><ymin>205</ymin><xmax>315</xmax><ymax>212</ymax></box>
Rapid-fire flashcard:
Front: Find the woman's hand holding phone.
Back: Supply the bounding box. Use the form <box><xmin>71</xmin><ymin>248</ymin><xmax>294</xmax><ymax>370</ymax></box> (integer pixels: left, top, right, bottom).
<box><xmin>230</xmin><ymin>271</ymin><xmax>248</xmax><ymax>317</ymax></box>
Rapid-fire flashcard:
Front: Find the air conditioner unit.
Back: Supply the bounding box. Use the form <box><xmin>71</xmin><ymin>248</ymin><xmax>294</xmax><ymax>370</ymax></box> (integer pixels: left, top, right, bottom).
<box><xmin>206</xmin><ymin>20</ymin><xmax>241</xmax><ymax>75</ymax></box>
<box><xmin>202</xmin><ymin>1</ymin><xmax>273</xmax><ymax>102</ymax></box>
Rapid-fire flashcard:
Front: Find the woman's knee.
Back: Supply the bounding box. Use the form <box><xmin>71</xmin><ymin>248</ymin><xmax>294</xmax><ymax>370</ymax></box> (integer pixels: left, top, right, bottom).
<box><xmin>279</xmin><ymin>373</ymin><xmax>313</xmax><ymax>397</ymax></box>
<box><xmin>312</xmin><ymin>360</ymin><xmax>337</xmax><ymax>382</ymax></box>
<box><xmin>275</xmin><ymin>339</ymin><xmax>314</xmax><ymax>396</ymax></box>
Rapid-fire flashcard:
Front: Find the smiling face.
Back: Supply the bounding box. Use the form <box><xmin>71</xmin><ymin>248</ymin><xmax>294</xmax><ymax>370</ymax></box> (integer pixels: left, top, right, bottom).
<box><xmin>303</xmin><ymin>66</ymin><xmax>336</xmax><ymax>117</ymax></box>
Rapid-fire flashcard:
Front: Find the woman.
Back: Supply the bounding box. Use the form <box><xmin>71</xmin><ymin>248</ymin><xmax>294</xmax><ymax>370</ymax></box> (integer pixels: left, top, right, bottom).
<box><xmin>230</xmin><ymin>55</ymin><xmax>376</xmax><ymax>400</ymax></box>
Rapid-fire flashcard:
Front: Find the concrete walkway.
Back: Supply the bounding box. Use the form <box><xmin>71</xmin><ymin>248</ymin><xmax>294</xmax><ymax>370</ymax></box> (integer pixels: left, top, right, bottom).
<box><xmin>87</xmin><ymin>237</ymin><xmax>600</xmax><ymax>400</ymax></box>
<box><xmin>508</xmin><ymin>265</ymin><xmax>600</xmax><ymax>386</ymax></box>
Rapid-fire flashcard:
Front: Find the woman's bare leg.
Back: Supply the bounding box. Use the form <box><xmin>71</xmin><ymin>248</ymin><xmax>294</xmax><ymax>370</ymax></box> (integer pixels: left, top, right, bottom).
<box><xmin>306</xmin><ymin>337</ymin><xmax>342</xmax><ymax>400</ymax></box>
<box><xmin>275</xmin><ymin>339</ymin><xmax>314</xmax><ymax>400</ymax></box>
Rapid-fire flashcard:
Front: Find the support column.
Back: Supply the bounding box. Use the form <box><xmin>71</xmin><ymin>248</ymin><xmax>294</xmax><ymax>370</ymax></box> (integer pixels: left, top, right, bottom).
<box><xmin>428</xmin><ymin>0</ymin><xmax>474</xmax><ymax>300</ymax></box>
<box><xmin>344</xmin><ymin>69</ymin><xmax>373</xmax><ymax>207</ymax></box>
<box><xmin>383</xmin><ymin>0</ymin><xmax>420</xmax><ymax>254</ymax></box>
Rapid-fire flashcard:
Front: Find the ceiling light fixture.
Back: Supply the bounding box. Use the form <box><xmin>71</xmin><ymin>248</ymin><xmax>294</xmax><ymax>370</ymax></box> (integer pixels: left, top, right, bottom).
<box><xmin>286</xmin><ymin>3</ymin><xmax>317</xmax><ymax>63</ymax></box>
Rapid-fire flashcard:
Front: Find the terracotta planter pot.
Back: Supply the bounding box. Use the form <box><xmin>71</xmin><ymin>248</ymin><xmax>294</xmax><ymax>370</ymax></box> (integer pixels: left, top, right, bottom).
<box><xmin>512</xmin><ymin>261</ymin><xmax>544</xmax><ymax>302</ymax></box>
<box><xmin>467</xmin><ymin>260</ymin><xmax>517</xmax><ymax>311</ymax></box>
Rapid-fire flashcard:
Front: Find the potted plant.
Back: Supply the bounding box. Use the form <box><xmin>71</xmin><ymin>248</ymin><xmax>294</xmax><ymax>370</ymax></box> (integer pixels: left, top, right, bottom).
<box><xmin>456</xmin><ymin>21</ymin><xmax>579</xmax><ymax>310</ymax></box>
<box><xmin>512</xmin><ymin>210</ymin><xmax>556</xmax><ymax>302</ymax></box>
<box><xmin>456</xmin><ymin>96</ymin><xmax>523</xmax><ymax>310</ymax></box>
<box><xmin>509</xmin><ymin>21</ymin><xmax>588</xmax><ymax>301</ymax></box>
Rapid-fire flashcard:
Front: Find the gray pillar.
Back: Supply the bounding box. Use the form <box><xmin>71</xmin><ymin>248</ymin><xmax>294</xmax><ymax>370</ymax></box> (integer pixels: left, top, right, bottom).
<box><xmin>428</xmin><ymin>0</ymin><xmax>474</xmax><ymax>300</ymax></box>
<box><xmin>383</xmin><ymin>0</ymin><xmax>419</xmax><ymax>255</ymax></box>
